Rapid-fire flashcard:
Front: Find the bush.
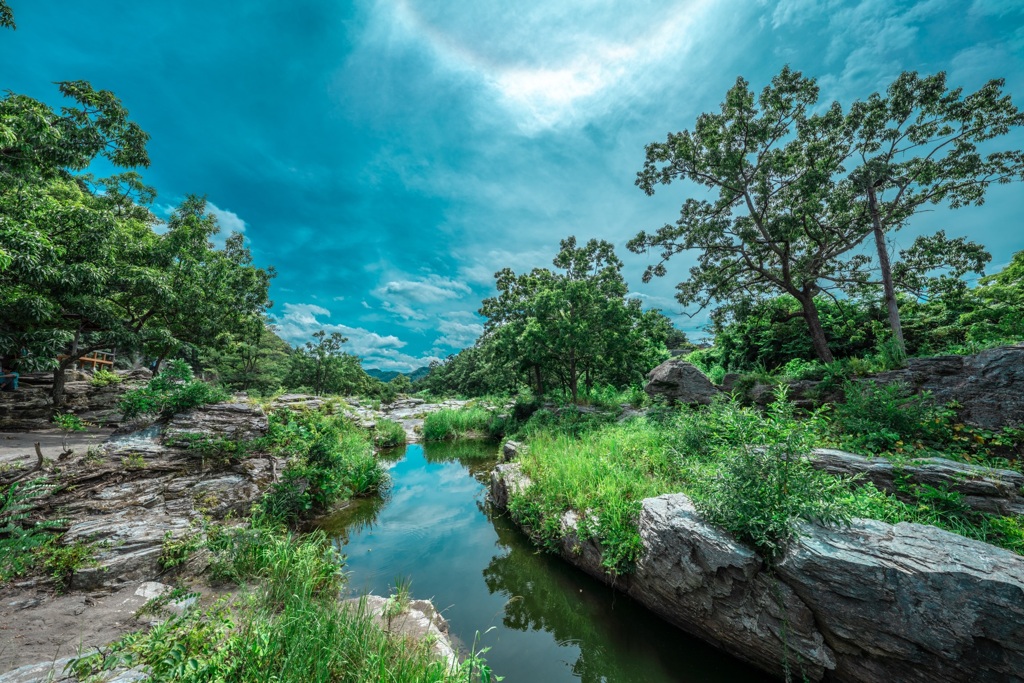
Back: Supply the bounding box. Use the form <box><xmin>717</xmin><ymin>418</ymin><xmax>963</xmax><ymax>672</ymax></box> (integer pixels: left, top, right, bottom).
<box><xmin>259</xmin><ymin>410</ymin><xmax>385</xmax><ymax>523</ymax></box>
<box><xmin>831</xmin><ymin>381</ymin><xmax>951</xmax><ymax>455</ymax></box>
<box><xmin>372</xmin><ymin>419</ymin><xmax>406</xmax><ymax>449</ymax></box>
<box><xmin>120</xmin><ymin>360</ymin><xmax>229</xmax><ymax>419</ymax></box>
<box><xmin>90</xmin><ymin>368</ymin><xmax>122</xmax><ymax>387</ymax></box>
<box><xmin>0</xmin><ymin>478</ymin><xmax>64</xmax><ymax>582</ymax></box>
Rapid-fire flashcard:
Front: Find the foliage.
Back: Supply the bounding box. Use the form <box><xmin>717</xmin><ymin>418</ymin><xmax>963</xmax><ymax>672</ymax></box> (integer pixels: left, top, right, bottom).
<box><xmin>119</xmin><ymin>360</ymin><xmax>228</xmax><ymax>420</ymax></box>
<box><xmin>422</xmin><ymin>407</ymin><xmax>501</xmax><ymax>442</ymax></box>
<box><xmin>258</xmin><ymin>409</ymin><xmax>385</xmax><ymax>523</ymax></box>
<box><xmin>36</xmin><ymin>537</ymin><xmax>97</xmax><ymax>592</ymax></box>
<box><xmin>629</xmin><ymin>66</ymin><xmax>1022</xmax><ymax>363</ymax></box>
<box><xmin>0</xmin><ymin>80</ymin><xmax>272</xmax><ymax>406</ymax></box>
<box><xmin>480</xmin><ymin>236</ymin><xmax>669</xmax><ymax>403</ymax></box>
<box><xmin>284</xmin><ymin>330</ymin><xmax>374</xmax><ymax>397</ymax></box>
<box><xmin>372</xmin><ymin>418</ymin><xmax>407</xmax><ymax>449</ymax></box>
<box><xmin>71</xmin><ymin>525</ymin><xmax>469</xmax><ymax>683</ymax></box>
<box><xmin>0</xmin><ymin>478</ymin><xmax>64</xmax><ymax>582</ymax></box>
<box><xmin>53</xmin><ymin>412</ymin><xmax>88</xmax><ymax>452</ymax></box>
<box><xmin>203</xmin><ymin>320</ymin><xmax>293</xmax><ymax>395</ymax></box>
<box><xmin>688</xmin><ymin>390</ymin><xmax>851</xmax><ymax>559</ymax></box>
<box><xmin>90</xmin><ymin>368</ymin><xmax>122</xmax><ymax>387</ymax></box>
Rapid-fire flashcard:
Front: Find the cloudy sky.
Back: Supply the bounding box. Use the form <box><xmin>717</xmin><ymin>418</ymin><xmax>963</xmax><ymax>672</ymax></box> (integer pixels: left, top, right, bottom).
<box><xmin>2</xmin><ymin>1</ymin><xmax>1022</xmax><ymax>370</ymax></box>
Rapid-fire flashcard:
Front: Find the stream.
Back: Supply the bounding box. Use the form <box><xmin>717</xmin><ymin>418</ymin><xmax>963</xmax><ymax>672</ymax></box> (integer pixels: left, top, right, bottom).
<box><xmin>318</xmin><ymin>440</ymin><xmax>773</xmax><ymax>683</ymax></box>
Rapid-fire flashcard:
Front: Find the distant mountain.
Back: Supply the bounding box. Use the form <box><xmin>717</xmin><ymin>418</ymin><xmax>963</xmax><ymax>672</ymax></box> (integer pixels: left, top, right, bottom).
<box><xmin>365</xmin><ymin>366</ymin><xmax>430</xmax><ymax>382</ymax></box>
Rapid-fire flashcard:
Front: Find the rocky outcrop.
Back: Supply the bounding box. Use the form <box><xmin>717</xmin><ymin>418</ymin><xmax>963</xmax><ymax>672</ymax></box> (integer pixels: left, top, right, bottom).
<box><xmin>644</xmin><ymin>360</ymin><xmax>720</xmax><ymax>405</ymax></box>
<box><xmin>777</xmin><ymin>519</ymin><xmax>1024</xmax><ymax>682</ymax></box>
<box><xmin>500</xmin><ymin>440</ymin><xmax>523</xmax><ymax>463</ymax></box>
<box><xmin>164</xmin><ymin>401</ymin><xmax>268</xmax><ymax>444</ymax></box>
<box><xmin>352</xmin><ymin>595</ymin><xmax>459</xmax><ymax>671</ymax></box>
<box><xmin>0</xmin><ymin>370</ymin><xmax>151</xmax><ymax>431</ymax></box>
<box><xmin>490</xmin><ymin>462</ymin><xmax>1024</xmax><ymax>682</ymax></box>
<box><xmin>810</xmin><ymin>448</ymin><xmax>1024</xmax><ymax>516</ymax></box>
<box><xmin>741</xmin><ymin>344</ymin><xmax>1024</xmax><ymax>428</ymax></box>
<box><xmin>869</xmin><ymin>344</ymin><xmax>1024</xmax><ymax>429</ymax></box>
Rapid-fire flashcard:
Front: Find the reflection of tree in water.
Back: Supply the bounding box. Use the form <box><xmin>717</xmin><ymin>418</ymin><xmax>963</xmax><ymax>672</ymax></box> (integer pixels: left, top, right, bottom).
<box><xmin>423</xmin><ymin>440</ymin><xmax>498</xmax><ymax>483</ymax></box>
<box><xmin>315</xmin><ymin>490</ymin><xmax>389</xmax><ymax>545</ymax></box>
<box><xmin>482</xmin><ymin>511</ymin><xmax>771</xmax><ymax>683</ymax></box>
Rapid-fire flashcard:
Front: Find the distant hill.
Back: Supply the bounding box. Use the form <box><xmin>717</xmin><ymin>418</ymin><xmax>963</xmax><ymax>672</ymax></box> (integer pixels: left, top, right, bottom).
<box><xmin>365</xmin><ymin>366</ymin><xmax>430</xmax><ymax>383</ymax></box>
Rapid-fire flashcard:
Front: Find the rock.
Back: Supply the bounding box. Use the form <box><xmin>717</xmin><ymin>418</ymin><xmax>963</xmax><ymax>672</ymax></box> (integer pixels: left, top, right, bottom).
<box><xmin>491</xmin><ymin>462</ymin><xmax>1024</xmax><ymax>682</ymax></box>
<box><xmin>500</xmin><ymin>440</ymin><xmax>523</xmax><ymax>463</ymax></box>
<box><xmin>644</xmin><ymin>360</ymin><xmax>720</xmax><ymax>405</ymax></box>
<box><xmin>868</xmin><ymin>344</ymin><xmax>1024</xmax><ymax>429</ymax></box>
<box><xmin>810</xmin><ymin>449</ymin><xmax>1024</xmax><ymax>516</ymax></box>
<box><xmin>489</xmin><ymin>463</ymin><xmax>531</xmax><ymax>511</ymax></box>
<box><xmin>629</xmin><ymin>495</ymin><xmax>834</xmax><ymax>680</ymax></box>
<box><xmin>776</xmin><ymin>518</ymin><xmax>1024</xmax><ymax>682</ymax></box>
<box><xmin>348</xmin><ymin>595</ymin><xmax>458</xmax><ymax>671</ymax></box>
<box><xmin>720</xmin><ymin>373</ymin><xmax>742</xmax><ymax>391</ymax></box>
<box><xmin>163</xmin><ymin>402</ymin><xmax>267</xmax><ymax>444</ymax></box>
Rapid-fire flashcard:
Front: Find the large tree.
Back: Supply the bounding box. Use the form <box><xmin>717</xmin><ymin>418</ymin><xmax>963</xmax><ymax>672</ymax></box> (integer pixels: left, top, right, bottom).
<box><xmin>630</xmin><ymin>67</ymin><xmax>1022</xmax><ymax>364</ymax></box>
<box><xmin>845</xmin><ymin>71</ymin><xmax>1024</xmax><ymax>357</ymax></box>
<box><xmin>481</xmin><ymin>237</ymin><xmax>668</xmax><ymax>403</ymax></box>
<box><xmin>629</xmin><ymin>67</ymin><xmax>867</xmax><ymax>363</ymax></box>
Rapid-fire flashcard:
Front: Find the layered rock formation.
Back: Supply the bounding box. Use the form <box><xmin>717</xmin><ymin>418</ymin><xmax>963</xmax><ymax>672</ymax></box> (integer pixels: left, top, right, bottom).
<box><xmin>491</xmin><ymin>461</ymin><xmax>1024</xmax><ymax>682</ymax></box>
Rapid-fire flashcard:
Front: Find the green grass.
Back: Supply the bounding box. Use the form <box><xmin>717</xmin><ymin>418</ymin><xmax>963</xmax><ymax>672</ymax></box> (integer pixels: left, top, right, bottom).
<box><xmin>372</xmin><ymin>418</ymin><xmax>407</xmax><ymax>449</ymax></box>
<box><xmin>509</xmin><ymin>390</ymin><xmax>1024</xmax><ymax>572</ymax></box>
<box><xmin>70</xmin><ymin>525</ymin><xmax>467</xmax><ymax>683</ymax></box>
<box><xmin>422</xmin><ymin>407</ymin><xmax>499</xmax><ymax>441</ymax></box>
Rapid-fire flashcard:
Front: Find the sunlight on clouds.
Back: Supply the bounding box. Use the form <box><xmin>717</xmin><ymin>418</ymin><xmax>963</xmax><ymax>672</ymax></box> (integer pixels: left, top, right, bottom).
<box><xmin>386</xmin><ymin>0</ymin><xmax>715</xmax><ymax>131</ymax></box>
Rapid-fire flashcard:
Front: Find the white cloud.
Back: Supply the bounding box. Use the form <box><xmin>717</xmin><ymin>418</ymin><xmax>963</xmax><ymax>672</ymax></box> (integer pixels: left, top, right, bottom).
<box><xmin>206</xmin><ymin>201</ymin><xmax>248</xmax><ymax>249</ymax></box>
<box><xmin>434</xmin><ymin>318</ymin><xmax>484</xmax><ymax>349</ymax></box>
<box><xmin>272</xmin><ymin>302</ymin><xmax>436</xmax><ymax>369</ymax></box>
<box><xmin>371</xmin><ymin>273</ymin><xmax>472</xmax><ymax>321</ymax></box>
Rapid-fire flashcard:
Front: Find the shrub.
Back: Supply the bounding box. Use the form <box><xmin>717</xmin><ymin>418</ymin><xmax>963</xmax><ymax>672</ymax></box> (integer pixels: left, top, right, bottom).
<box><xmin>259</xmin><ymin>410</ymin><xmax>385</xmax><ymax>524</ymax></box>
<box><xmin>90</xmin><ymin>368</ymin><xmax>122</xmax><ymax>387</ymax></box>
<box><xmin>0</xmin><ymin>478</ymin><xmax>64</xmax><ymax>582</ymax></box>
<box><xmin>120</xmin><ymin>360</ymin><xmax>228</xmax><ymax>420</ymax></box>
<box><xmin>831</xmin><ymin>381</ymin><xmax>951</xmax><ymax>455</ymax></box>
<box><xmin>372</xmin><ymin>419</ymin><xmax>407</xmax><ymax>449</ymax></box>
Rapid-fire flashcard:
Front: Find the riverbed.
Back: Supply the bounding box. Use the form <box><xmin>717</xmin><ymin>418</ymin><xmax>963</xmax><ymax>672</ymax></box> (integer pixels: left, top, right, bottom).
<box><xmin>318</xmin><ymin>440</ymin><xmax>772</xmax><ymax>682</ymax></box>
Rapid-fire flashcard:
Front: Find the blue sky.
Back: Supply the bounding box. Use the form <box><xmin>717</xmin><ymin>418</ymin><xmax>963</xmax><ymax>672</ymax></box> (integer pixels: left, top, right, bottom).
<box><xmin>2</xmin><ymin>1</ymin><xmax>1022</xmax><ymax>370</ymax></box>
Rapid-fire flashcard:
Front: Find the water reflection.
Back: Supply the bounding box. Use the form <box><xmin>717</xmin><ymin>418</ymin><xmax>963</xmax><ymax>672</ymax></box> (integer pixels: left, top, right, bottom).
<box><xmin>319</xmin><ymin>441</ymin><xmax>772</xmax><ymax>683</ymax></box>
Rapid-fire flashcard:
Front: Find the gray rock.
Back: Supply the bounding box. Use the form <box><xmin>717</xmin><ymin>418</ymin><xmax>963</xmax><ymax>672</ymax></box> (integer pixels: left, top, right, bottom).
<box><xmin>868</xmin><ymin>344</ymin><xmax>1024</xmax><ymax>429</ymax></box>
<box><xmin>644</xmin><ymin>360</ymin><xmax>720</xmax><ymax>405</ymax></box>
<box><xmin>811</xmin><ymin>448</ymin><xmax>1024</xmax><ymax>516</ymax></box>
<box><xmin>630</xmin><ymin>495</ymin><xmax>833</xmax><ymax>680</ymax></box>
<box><xmin>777</xmin><ymin>518</ymin><xmax>1024</xmax><ymax>682</ymax></box>
<box><xmin>348</xmin><ymin>595</ymin><xmax>458</xmax><ymax>671</ymax></box>
<box><xmin>489</xmin><ymin>463</ymin><xmax>531</xmax><ymax>511</ymax></box>
<box><xmin>500</xmin><ymin>440</ymin><xmax>523</xmax><ymax>463</ymax></box>
<box><xmin>164</xmin><ymin>402</ymin><xmax>267</xmax><ymax>444</ymax></box>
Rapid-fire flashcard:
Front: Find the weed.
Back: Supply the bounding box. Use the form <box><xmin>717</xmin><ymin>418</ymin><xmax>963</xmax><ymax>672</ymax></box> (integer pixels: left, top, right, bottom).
<box><xmin>0</xmin><ymin>478</ymin><xmax>65</xmax><ymax>582</ymax></box>
<box><xmin>422</xmin><ymin>408</ymin><xmax>499</xmax><ymax>441</ymax></box>
<box><xmin>373</xmin><ymin>419</ymin><xmax>407</xmax><ymax>449</ymax></box>
<box><xmin>121</xmin><ymin>453</ymin><xmax>147</xmax><ymax>470</ymax></box>
<box><xmin>36</xmin><ymin>537</ymin><xmax>97</xmax><ymax>592</ymax></box>
<box><xmin>159</xmin><ymin>530</ymin><xmax>202</xmax><ymax>570</ymax></box>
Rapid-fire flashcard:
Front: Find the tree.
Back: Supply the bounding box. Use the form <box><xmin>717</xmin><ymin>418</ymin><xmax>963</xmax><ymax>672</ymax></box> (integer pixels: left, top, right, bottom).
<box><xmin>629</xmin><ymin>67</ymin><xmax>868</xmax><ymax>363</ymax></box>
<box><xmin>481</xmin><ymin>237</ymin><xmax>668</xmax><ymax>403</ymax></box>
<box><xmin>845</xmin><ymin>71</ymin><xmax>1024</xmax><ymax>357</ymax></box>
<box><xmin>629</xmin><ymin>67</ymin><xmax>1022</xmax><ymax>364</ymax></box>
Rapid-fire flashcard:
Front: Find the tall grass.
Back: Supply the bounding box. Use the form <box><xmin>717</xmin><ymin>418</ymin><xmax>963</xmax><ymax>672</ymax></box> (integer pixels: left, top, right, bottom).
<box><xmin>422</xmin><ymin>407</ymin><xmax>499</xmax><ymax>441</ymax></box>
<box><xmin>373</xmin><ymin>418</ymin><xmax>408</xmax><ymax>448</ymax></box>
<box><xmin>71</xmin><ymin>527</ymin><xmax>462</xmax><ymax>683</ymax></box>
<box><xmin>510</xmin><ymin>390</ymin><xmax>1024</xmax><ymax>571</ymax></box>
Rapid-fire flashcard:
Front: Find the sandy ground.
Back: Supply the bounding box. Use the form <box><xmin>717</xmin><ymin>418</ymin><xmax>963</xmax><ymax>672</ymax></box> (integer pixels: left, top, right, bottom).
<box><xmin>0</xmin><ymin>428</ymin><xmax>114</xmax><ymax>468</ymax></box>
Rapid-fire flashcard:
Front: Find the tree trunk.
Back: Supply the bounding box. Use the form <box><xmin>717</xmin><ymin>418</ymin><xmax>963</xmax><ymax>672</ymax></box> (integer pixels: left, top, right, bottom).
<box><xmin>794</xmin><ymin>292</ymin><xmax>835</xmax><ymax>364</ymax></box>
<box><xmin>867</xmin><ymin>186</ymin><xmax>907</xmax><ymax>363</ymax></box>
<box><xmin>533</xmin><ymin>365</ymin><xmax>544</xmax><ymax>396</ymax></box>
<box><xmin>51</xmin><ymin>356</ymin><xmax>77</xmax><ymax>408</ymax></box>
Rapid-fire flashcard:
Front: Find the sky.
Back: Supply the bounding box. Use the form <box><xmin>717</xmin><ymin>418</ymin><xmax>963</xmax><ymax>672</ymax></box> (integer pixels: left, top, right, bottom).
<box><xmin>1</xmin><ymin>0</ymin><xmax>1022</xmax><ymax>371</ymax></box>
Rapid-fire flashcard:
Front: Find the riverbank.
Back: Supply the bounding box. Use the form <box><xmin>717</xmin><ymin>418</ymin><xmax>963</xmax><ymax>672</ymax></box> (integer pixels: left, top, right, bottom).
<box><xmin>0</xmin><ymin>395</ymin><xmax>476</xmax><ymax>682</ymax></box>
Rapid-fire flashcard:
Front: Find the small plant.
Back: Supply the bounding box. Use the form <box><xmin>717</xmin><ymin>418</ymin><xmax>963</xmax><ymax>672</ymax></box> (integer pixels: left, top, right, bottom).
<box><xmin>36</xmin><ymin>537</ymin><xmax>97</xmax><ymax>592</ymax></box>
<box><xmin>121</xmin><ymin>453</ymin><xmax>147</xmax><ymax>470</ymax></box>
<box><xmin>422</xmin><ymin>407</ymin><xmax>497</xmax><ymax>441</ymax></box>
<box><xmin>463</xmin><ymin>628</ymin><xmax>503</xmax><ymax>683</ymax></box>
<box><xmin>53</xmin><ymin>412</ymin><xmax>88</xmax><ymax>454</ymax></box>
<box><xmin>382</xmin><ymin>575</ymin><xmax>412</xmax><ymax>629</ymax></box>
<box><xmin>831</xmin><ymin>381</ymin><xmax>951</xmax><ymax>455</ymax></box>
<box><xmin>0</xmin><ymin>478</ymin><xmax>64</xmax><ymax>582</ymax></box>
<box><xmin>84</xmin><ymin>445</ymin><xmax>106</xmax><ymax>466</ymax></box>
<box><xmin>159</xmin><ymin>530</ymin><xmax>202</xmax><ymax>570</ymax></box>
<box><xmin>90</xmin><ymin>368</ymin><xmax>122</xmax><ymax>387</ymax></box>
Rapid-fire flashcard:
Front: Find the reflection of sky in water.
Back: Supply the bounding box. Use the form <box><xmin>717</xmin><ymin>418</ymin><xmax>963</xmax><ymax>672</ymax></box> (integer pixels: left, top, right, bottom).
<box><xmin>323</xmin><ymin>442</ymin><xmax>771</xmax><ymax>683</ymax></box>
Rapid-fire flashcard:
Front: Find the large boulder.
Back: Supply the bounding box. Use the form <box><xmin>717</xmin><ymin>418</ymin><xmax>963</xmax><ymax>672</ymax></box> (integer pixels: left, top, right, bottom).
<box><xmin>869</xmin><ymin>343</ymin><xmax>1024</xmax><ymax>429</ymax></box>
<box><xmin>644</xmin><ymin>360</ymin><xmax>720</xmax><ymax>405</ymax></box>
<box><xmin>777</xmin><ymin>518</ymin><xmax>1024</xmax><ymax>682</ymax></box>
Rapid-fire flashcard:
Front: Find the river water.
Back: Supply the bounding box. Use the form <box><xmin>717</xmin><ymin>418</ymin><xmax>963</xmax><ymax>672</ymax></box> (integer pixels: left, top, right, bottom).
<box><xmin>318</xmin><ymin>441</ymin><xmax>772</xmax><ymax>683</ymax></box>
